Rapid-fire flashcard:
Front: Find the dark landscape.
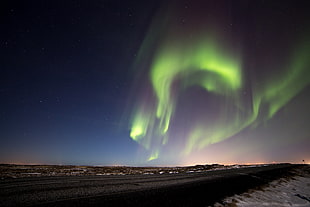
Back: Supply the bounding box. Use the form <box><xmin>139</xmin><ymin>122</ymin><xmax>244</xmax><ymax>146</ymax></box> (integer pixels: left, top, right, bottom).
<box><xmin>1</xmin><ymin>163</ymin><xmax>307</xmax><ymax>207</ymax></box>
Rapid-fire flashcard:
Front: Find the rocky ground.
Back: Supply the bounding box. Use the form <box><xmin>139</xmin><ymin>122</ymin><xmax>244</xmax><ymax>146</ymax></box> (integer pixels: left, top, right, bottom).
<box><xmin>0</xmin><ymin>163</ymin><xmax>247</xmax><ymax>178</ymax></box>
<box><xmin>0</xmin><ymin>163</ymin><xmax>304</xmax><ymax>206</ymax></box>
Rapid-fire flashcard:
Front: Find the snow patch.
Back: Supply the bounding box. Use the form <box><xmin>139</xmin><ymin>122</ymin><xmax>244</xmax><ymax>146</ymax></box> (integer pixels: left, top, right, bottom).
<box><xmin>216</xmin><ymin>166</ymin><xmax>310</xmax><ymax>207</ymax></box>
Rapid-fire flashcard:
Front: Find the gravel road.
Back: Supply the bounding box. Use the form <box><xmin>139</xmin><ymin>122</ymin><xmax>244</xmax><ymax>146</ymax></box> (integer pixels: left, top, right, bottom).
<box><xmin>0</xmin><ymin>164</ymin><xmax>300</xmax><ymax>206</ymax></box>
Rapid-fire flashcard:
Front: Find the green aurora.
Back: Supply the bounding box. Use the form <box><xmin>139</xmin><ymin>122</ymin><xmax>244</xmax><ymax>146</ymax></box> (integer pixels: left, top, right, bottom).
<box><xmin>129</xmin><ymin>3</ymin><xmax>310</xmax><ymax>162</ymax></box>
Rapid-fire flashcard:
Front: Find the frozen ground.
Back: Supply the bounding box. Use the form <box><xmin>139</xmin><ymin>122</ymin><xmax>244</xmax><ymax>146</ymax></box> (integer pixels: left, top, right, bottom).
<box><xmin>0</xmin><ymin>163</ymin><xmax>253</xmax><ymax>178</ymax></box>
<box><xmin>0</xmin><ymin>163</ymin><xmax>299</xmax><ymax>206</ymax></box>
<box><xmin>215</xmin><ymin>165</ymin><xmax>310</xmax><ymax>207</ymax></box>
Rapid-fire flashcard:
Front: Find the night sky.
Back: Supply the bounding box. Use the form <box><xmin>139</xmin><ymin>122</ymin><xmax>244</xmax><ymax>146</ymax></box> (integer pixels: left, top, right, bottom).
<box><xmin>1</xmin><ymin>0</ymin><xmax>309</xmax><ymax>166</ymax></box>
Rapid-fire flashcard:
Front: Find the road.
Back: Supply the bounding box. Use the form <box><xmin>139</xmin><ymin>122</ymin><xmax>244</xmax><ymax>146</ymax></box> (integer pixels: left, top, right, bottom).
<box><xmin>0</xmin><ymin>164</ymin><xmax>299</xmax><ymax>206</ymax></box>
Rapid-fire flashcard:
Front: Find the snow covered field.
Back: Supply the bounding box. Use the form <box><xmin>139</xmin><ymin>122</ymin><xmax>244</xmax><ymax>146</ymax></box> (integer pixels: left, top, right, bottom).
<box><xmin>216</xmin><ymin>165</ymin><xmax>310</xmax><ymax>207</ymax></box>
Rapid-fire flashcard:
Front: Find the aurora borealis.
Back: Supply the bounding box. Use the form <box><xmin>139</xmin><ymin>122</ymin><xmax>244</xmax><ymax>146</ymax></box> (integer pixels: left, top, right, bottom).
<box><xmin>1</xmin><ymin>0</ymin><xmax>310</xmax><ymax>166</ymax></box>
<box><xmin>129</xmin><ymin>0</ymin><xmax>310</xmax><ymax>163</ymax></box>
